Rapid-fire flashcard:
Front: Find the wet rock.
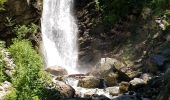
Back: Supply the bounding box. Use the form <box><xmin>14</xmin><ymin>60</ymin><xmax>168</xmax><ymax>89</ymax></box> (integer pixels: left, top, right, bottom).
<box><xmin>84</xmin><ymin>91</ymin><xmax>95</xmax><ymax>98</ymax></box>
<box><xmin>98</xmin><ymin>78</ymin><xmax>107</xmax><ymax>89</ymax></box>
<box><xmin>78</xmin><ymin>76</ymin><xmax>100</xmax><ymax>88</ymax></box>
<box><xmin>119</xmin><ymin>82</ymin><xmax>130</xmax><ymax>93</ymax></box>
<box><xmin>106</xmin><ymin>87</ymin><xmax>119</xmax><ymax>96</ymax></box>
<box><xmin>53</xmin><ymin>80</ymin><xmax>75</xmax><ymax>98</ymax></box>
<box><xmin>129</xmin><ymin>78</ymin><xmax>146</xmax><ymax>90</ymax></box>
<box><xmin>45</xmin><ymin>66</ymin><xmax>68</xmax><ymax>76</ymax></box>
<box><xmin>91</xmin><ymin>94</ymin><xmax>111</xmax><ymax>100</ymax></box>
<box><xmin>114</xmin><ymin>94</ymin><xmax>137</xmax><ymax>100</ymax></box>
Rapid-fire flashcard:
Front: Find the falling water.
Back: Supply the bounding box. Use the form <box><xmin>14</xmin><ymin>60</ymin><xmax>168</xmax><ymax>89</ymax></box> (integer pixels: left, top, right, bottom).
<box><xmin>41</xmin><ymin>0</ymin><xmax>78</xmax><ymax>74</ymax></box>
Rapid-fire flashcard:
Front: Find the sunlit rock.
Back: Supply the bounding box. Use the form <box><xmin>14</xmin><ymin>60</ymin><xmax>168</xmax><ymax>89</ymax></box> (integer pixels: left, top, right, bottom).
<box><xmin>53</xmin><ymin>80</ymin><xmax>75</xmax><ymax>98</ymax></box>
<box><xmin>104</xmin><ymin>72</ymin><xmax>118</xmax><ymax>87</ymax></box>
<box><xmin>129</xmin><ymin>78</ymin><xmax>146</xmax><ymax>90</ymax></box>
<box><xmin>140</xmin><ymin>73</ymin><xmax>152</xmax><ymax>83</ymax></box>
<box><xmin>78</xmin><ymin>76</ymin><xmax>100</xmax><ymax>88</ymax></box>
<box><xmin>45</xmin><ymin>66</ymin><xmax>68</xmax><ymax>76</ymax></box>
<box><xmin>0</xmin><ymin>81</ymin><xmax>11</xmax><ymax>99</ymax></box>
<box><xmin>87</xmin><ymin>59</ymin><xmax>130</xmax><ymax>87</ymax></box>
<box><xmin>106</xmin><ymin>87</ymin><xmax>119</xmax><ymax>96</ymax></box>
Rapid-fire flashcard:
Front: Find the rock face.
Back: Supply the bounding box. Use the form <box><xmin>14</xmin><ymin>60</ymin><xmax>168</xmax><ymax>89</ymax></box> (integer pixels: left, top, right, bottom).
<box><xmin>45</xmin><ymin>66</ymin><xmax>68</xmax><ymax>76</ymax></box>
<box><xmin>78</xmin><ymin>76</ymin><xmax>100</xmax><ymax>88</ymax></box>
<box><xmin>0</xmin><ymin>0</ymin><xmax>40</xmax><ymax>38</ymax></box>
<box><xmin>53</xmin><ymin>80</ymin><xmax>75</xmax><ymax>98</ymax></box>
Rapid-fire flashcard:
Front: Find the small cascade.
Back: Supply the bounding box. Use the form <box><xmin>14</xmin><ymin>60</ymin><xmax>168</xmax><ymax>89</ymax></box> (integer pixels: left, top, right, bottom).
<box><xmin>63</xmin><ymin>76</ymin><xmax>116</xmax><ymax>99</ymax></box>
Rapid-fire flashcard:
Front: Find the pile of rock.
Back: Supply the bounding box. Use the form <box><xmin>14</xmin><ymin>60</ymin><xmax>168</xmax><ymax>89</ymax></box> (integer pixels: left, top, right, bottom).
<box><xmin>0</xmin><ymin>81</ymin><xmax>11</xmax><ymax>99</ymax></box>
<box><xmin>0</xmin><ymin>48</ymin><xmax>16</xmax><ymax>78</ymax></box>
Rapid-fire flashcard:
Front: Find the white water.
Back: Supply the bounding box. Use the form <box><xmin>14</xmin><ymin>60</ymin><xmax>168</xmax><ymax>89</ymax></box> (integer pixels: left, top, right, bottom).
<box><xmin>64</xmin><ymin>77</ymin><xmax>117</xmax><ymax>99</ymax></box>
<box><xmin>41</xmin><ymin>0</ymin><xmax>78</xmax><ymax>74</ymax></box>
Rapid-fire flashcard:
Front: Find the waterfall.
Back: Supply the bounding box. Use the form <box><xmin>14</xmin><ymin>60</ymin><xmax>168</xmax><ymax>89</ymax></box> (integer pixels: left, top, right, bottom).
<box><xmin>41</xmin><ymin>0</ymin><xmax>78</xmax><ymax>74</ymax></box>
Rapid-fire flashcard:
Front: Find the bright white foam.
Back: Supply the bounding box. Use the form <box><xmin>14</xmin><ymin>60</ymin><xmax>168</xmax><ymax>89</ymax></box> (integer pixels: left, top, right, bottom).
<box><xmin>64</xmin><ymin>77</ymin><xmax>117</xmax><ymax>99</ymax></box>
<box><xmin>41</xmin><ymin>0</ymin><xmax>79</xmax><ymax>74</ymax></box>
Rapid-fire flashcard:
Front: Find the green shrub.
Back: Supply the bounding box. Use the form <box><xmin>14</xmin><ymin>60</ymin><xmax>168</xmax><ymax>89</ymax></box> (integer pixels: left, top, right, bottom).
<box><xmin>14</xmin><ymin>23</ymin><xmax>38</xmax><ymax>39</ymax></box>
<box><xmin>0</xmin><ymin>0</ymin><xmax>7</xmax><ymax>11</ymax></box>
<box><xmin>3</xmin><ymin>88</ymin><xmax>17</xmax><ymax>100</ymax></box>
<box><xmin>0</xmin><ymin>41</ymin><xmax>7</xmax><ymax>82</ymax></box>
<box><xmin>96</xmin><ymin>0</ymin><xmax>147</xmax><ymax>25</ymax></box>
<box><xmin>6</xmin><ymin>39</ymin><xmax>52</xmax><ymax>100</ymax></box>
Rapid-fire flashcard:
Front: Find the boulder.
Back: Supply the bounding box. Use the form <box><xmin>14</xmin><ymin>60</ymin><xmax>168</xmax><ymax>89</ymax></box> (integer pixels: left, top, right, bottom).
<box><xmin>104</xmin><ymin>72</ymin><xmax>118</xmax><ymax>87</ymax></box>
<box><xmin>119</xmin><ymin>82</ymin><xmax>130</xmax><ymax>93</ymax></box>
<box><xmin>87</xmin><ymin>58</ymin><xmax>130</xmax><ymax>87</ymax></box>
<box><xmin>106</xmin><ymin>87</ymin><xmax>119</xmax><ymax>96</ymax></box>
<box><xmin>140</xmin><ymin>73</ymin><xmax>152</xmax><ymax>83</ymax></box>
<box><xmin>78</xmin><ymin>76</ymin><xmax>100</xmax><ymax>88</ymax></box>
<box><xmin>130</xmin><ymin>78</ymin><xmax>146</xmax><ymax>86</ymax></box>
<box><xmin>129</xmin><ymin>78</ymin><xmax>146</xmax><ymax>90</ymax></box>
<box><xmin>91</xmin><ymin>94</ymin><xmax>111</xmax><ymax>100</ymax></box>
<box><xmin>45</xmin><ymin>66</ymin><xmax>68</xmax><ymax>76</ymax></box>
<box><xmin>100</xmin><ymin>58</ymin><xmax>126</xmax><ymax>69</ymax></box>
<box><xmin>53</xmin><ymin>80</ymin><xmax>75</xmax><ymax>98</ymax></box>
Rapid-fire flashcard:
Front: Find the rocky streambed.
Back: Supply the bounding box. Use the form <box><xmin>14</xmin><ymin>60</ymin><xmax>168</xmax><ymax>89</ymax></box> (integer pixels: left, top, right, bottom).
<box><xmin>45</xmin><ymin>57</ymin><xmax>170</xmax><ymax>100</ymax></box>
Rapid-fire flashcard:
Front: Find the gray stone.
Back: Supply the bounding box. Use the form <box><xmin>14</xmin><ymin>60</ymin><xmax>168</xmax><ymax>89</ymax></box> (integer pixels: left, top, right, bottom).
<box><xmin>45</xmin><ymin>66</ymin><xmax>68</xmax><ymax>76</ymax></box>
<box><xmin>106</xmin><ymin>87</ymin><xmax>119</xmax><ymax>96</ymax></box>
<box><xmin>130</xmin><ymin>78</ymin><xmax>146</xmax><ymax>86</ymax></box>
<box><xmin>140</xmin><ymin>73</ymin><xmax>152</xmax><ymax>83</ymax></box>
<box><xmin>119</xmin><ymin>82</ymin><xmax>130</xmax><ymax>93</ymax></box>
<box><xmin>53</xmin><ymin>80</ymin><xmax>75</xmax><ymax>98</ymax></box>
<box><xmin>78</xmin><ymin>76</ymin><xmax>100</xmax><ymax>88</ymax></box>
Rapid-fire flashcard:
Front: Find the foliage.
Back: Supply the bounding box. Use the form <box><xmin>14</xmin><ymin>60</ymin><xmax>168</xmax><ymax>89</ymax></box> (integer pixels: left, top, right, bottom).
<box><xmin>96</xmin><ymin>0</ymin><xmax>146</xmax><ymax>24</ymax></box>
<box><xmin>3</xmin><ymin>88</ymin><xmax>17</xmax><ymax>100</ymax></box>
<box><xmin>0</xmin><ymin>41</ymin><xmax>7</xmax><ymax>83</ymax></box>
<box><xmin>5</xmin><ymin>17</ymin><xmax>15</xmax><ymax>27</ymax></box>
<box><xmin>14</xmin><ymin>23</ymin><xmax>38</xmax><ymax>39</ymax></box>
<box><xmin>5</xmin><ymin>39</ymin><xmax>54</xmax><ymax>100</ymax></box>
<box><xmin>95</xmin><ymin>0</ymin><xmax>170</xmax><ymax>25</ymax></box>
<box><xmin>0</xmin><ymin>0</ymin><xmax>7</xmax><ymax>11</ymax></box>
<box><xmin>148</xmin><ymin>0</ymin><xmax>170</xmax><ymax>16</ymax></box>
